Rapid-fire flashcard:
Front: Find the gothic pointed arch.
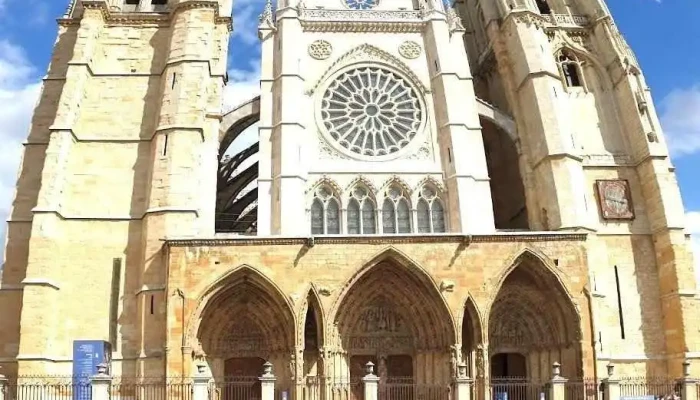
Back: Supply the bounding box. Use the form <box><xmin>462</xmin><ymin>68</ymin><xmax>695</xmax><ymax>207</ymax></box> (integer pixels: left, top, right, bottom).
<box><xmin>461</xmin><ymin>296</ymin><xmax>485</xmax><ymax>386</ymax></box>
<box><xmin>486</xmin><ymin>249</ymin><xmax>582</xmax><ymax>380</ymax></box>
<box><xmin>307</xmin><ymin>43</ymin><xmax>430</xmax><ymax>96</ymax></box>
<box><xmin>299</xmin><ymin>285</ymin><xmax>326</xmax><ymax>349</ymax></box>
<box><xmin>187</xmin><ymin>265</ymin><xmax>297</xmax><ymax>365</ymax></box>
<box><xmin>329</xmin><ymin>247</ymin><xmax>457</xmax><ymax>383</ymax></box>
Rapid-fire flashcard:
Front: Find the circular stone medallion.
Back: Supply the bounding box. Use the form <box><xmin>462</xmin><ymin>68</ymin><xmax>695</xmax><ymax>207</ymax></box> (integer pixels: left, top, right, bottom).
<box><xmin>398</xmin><ymin>41</ymin><xmax>422</xmax><ymax>59</ymax></box>
<box><xmin>308</xmin><ymin>40</ymin><xmax>333</xmax><ymax>60</ymax></box>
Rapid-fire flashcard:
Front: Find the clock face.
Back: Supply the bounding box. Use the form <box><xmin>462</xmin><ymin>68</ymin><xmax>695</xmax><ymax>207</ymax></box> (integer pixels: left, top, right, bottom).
<box><xmin>345</xmin><ymin>0</ymin><xmax>379</xmax><ymax>9</ymax></box>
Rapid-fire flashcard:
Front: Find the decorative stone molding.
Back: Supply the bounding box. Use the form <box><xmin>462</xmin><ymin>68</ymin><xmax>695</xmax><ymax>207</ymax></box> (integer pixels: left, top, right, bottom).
<box><xmin>308</xmin><ymin>40</ymin><xmax>333</xmax><ymax>60</ymax></box>
<box><xmin>165</xmin><ymin>232</ymin><xmax>588</xmax><ymax>247</ymax></box>
<box><xmin>299</xmin><ymin>9</ymin><xmax>424</xmax><ymax>33</ymax></box>
<box><xmin>398</xmin><ymin>41</ymin><xmax>421</xmax><ymax>59</ymax></box>
<box><xmin>440</xmin><ymin>280</ymin><xmax>455</xmax><ymax>292</ymax></box>
<box><xmin>60</xmin><ymin>0</ymin><xmax>233</xmax><ymax>30</ymax></box>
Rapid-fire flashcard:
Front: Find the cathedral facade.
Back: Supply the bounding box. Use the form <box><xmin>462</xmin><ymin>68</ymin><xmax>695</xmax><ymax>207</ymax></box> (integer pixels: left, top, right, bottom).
<box><xmin>0</xmin><ymin>0</ymin><xmax>699</xmax><ymax>395</ymax></box>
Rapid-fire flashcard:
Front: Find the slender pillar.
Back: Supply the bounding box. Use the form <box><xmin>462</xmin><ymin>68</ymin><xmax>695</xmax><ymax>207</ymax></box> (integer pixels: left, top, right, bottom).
<box><xmin>91</xmin><ymin>364</ymin><xmax>112</xmax><ymax>400</ymax></box>
<box><xmin>261</xmin><ymin>362</ymin><xmax>277</xmax><ymax>400</ymax></box>
<box><xmin>602</xmin><ymin>363</ymin><xmax>620</xmax><ymax>400</ymax></box>
<box><xmin>363</xmin><ymin>362</ymin><xmax>380</xmax><ymax>400</ymax></box>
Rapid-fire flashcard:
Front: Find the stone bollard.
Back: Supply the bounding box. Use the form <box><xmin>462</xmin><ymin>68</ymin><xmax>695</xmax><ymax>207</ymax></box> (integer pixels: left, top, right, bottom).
<box><xmin>90</xmin><ymin>364</ymin><xmax>111</xmax><ymax>400</ymax></box>
<box><xmin>193</xmin><ymin>364</ymin><xmax>210</xmax><ymax>400</ymax></box>
<box><xmin>548</xmin><ymin>362</ymin><xmax>567</xmax><ymax>400</ymax></box>
<box><xmin>0</xmin><ymin>370</ymin><xmax>7</xmax><ymax>400</ymax></box>
<box><xmin>678</xmin><ymin>360</ymin><xmax>697</xmax><ymax>400</ymax></box>
<box><xmin>260</xmin><ymin>362</ymin><xmax>277</xmax><ymax>400</ymax></box>
<box><xmin>363</xmin><ymin>362</ymin><xmax>380</xmax><ymax>400</ymax></box>
<box><xmin>602</xmin><ymin>363</ymin><xmax>620</xmax><ymax>400</ymax></box>
<box><xmin>454</xmin><ymin>363</ymin><xmax>473</xmax><ymax>400</ymax></box>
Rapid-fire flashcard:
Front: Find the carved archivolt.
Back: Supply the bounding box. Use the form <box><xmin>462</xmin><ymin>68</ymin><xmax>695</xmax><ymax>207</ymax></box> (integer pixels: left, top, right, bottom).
<box><xmin>306</xmin><ymin>43</ymin><xmax>429</xmax><ymax>96</ymax></box>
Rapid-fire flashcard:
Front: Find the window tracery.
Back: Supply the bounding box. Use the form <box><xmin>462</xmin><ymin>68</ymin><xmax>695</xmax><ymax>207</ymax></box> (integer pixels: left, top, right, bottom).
<box><xmin>320</xmin><ymin>67</ymin><xmax>424</xmax><ymax>159</ymax></box>
<box><xmin>381</xmin><ymin>184</ymin><xmax>412</xmax><ymax>234</ymax></box>
<box><xmin>556</xmin><ymin>50</ymin><xmax>584</xmax><ymax>89</ymax></box>
<box><xmin>416</xmin><ymin>186</ymin><xmax>446</xmax><ymax>233</ymax></box>
<box><xmin>310</xmin><ymin>185</ymin><xmax>341</xmax><ymax>235</ymax></box>
<box><xmin>347</xmin><ymin>186</ymin><xmax>377</xmax><ymax>234</ymax></box>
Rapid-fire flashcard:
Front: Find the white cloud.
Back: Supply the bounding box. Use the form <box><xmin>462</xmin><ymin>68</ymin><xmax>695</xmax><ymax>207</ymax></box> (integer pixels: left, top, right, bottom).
<box><xmin>659</xmin><ymin>85</ymin><xmax>700</xmax><ymax>158</ymax></box>
<box><xmin>222</xmin><ymin>59</ymin><xmax>261</xmax><ymax>112</ymax></box>
<box><xmin>0</xmin><ymin>40</ymin><xmax>42</xmax><ymax>270</ymax></box>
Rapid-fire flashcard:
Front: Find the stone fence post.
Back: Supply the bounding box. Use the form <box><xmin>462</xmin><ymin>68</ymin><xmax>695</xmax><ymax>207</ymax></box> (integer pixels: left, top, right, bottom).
<box><xmin>260</xmin><ymin>362</ymin><xmax>276</xmax><ymax>400</ymax></box>
<box><xmin>602</xmin><ymin>363</ymin><xmax>620</xmax><ymax>400</ymax></box>
<box><xmin>0</xmin><ymin>370</ymin><xmax>7</xmax><ymax>400</ymax></box>
<box><xmin>193</xmin><ymin>365</ymin><xmax>210</xmax><ymax>400</ymax></box>
<box><xmin>679</xmin><ymin>360</ymin><xmax>697</xmax><ymax>400</ymax></box>
<box><xmin>548</xmin><ymin>362</ymin><xmax>567</xmax><ymax>400</ymax></box>
<box><xmin>363</xmin><ymin>362</ymin><xmax>379</xmax><ymax>400</ymax></box>
<box><xmin>454</xmin><ymin>363</ymin><xmax>473</xmax><ymax>400</ymax></box>
<box><xmin>91</xmin><ymin>364</ymin><xmax>111</xmax><ymax>400</ymax></box>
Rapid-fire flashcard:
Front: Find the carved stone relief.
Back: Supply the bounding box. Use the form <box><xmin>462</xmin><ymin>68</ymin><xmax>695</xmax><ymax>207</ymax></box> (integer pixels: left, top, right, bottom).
<box><xmin>398</xmin><ymin>41</ymin><xmax>421</xmax><ymax>59</ymax></box>
<box><xmin>348</xmin><ymin>301</ymin><xmax>413</xmax><ymax>352</ymax></box>
<box><xmin>309</xmin><ymin>40</ymin><xmax>333</xmax><ymax>60</ymax></box>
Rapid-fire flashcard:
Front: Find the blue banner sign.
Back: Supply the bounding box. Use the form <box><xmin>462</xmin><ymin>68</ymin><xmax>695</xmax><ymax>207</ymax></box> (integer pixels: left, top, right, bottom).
<box><xmin>495</xmin><ymin>392</ymin><xmax>508</xmax><ymax>400</ymax></box>
<box><xmin>72</xmin><ymin>340</ymin><xmax>112</xmax><ymax>400</ymax></box>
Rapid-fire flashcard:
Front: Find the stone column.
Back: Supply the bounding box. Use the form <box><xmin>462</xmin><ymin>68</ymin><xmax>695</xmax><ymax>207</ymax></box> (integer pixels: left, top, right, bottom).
<box><xmin>363</xmin><ymin>362</ymin><xmax>380</xmax><ymax>400</ymax></box>
<box><xmin>91</xmin><ymin>364</ymin><xmax>112</xmax><ymax>400</ymax></box>
<box><xmin>193</xmin><ymin>365</ymin><xmax>211</xmax><ymax>400</ymax></box>
<box><xmin>679</xmin><ymin>361</ymin><xmax>697</xmax><ymax>400</ymax></box>
<box><xmin>548</xmin><ymin>362</ymin><xmax>567</xmax><ymax>400</ymax></box>
<box><xmin>602</xmin><ymin>363</ymin><xmax>620</xmax><ymax>400</ymax></box>
<box><xmin>260</xmin><ymin>362</ymin><xmax>277</xmax><ymax>400</ymax></box>
<box><xmin>454</xmin><ymin>363</ymin><xmax>473</xmax><ymax>400</ymax></box>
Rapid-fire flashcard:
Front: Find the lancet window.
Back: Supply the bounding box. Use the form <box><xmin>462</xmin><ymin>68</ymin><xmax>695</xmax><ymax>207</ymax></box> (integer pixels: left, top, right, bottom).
<box><xmin>311</xmin><ymin>185</ymin><xmax>341</xmax><ymax>235</ymax></box>
<box><xmin>416</xmin><ymin>186</ymin><xmax>446</xmax><ymax>233</ymax></box>
<box><xmin>382</xmin><ymin>184</ymin><xmax>412</xmax><ymax>234</ymax></box>
<box><xmin>556</xmin><ymin>50</ymin><xmax>584</xmax><ymax>88</ymax></box>
<box><xmin>347</xmin><ymin>186</ymin><xmax>377</xmax><ymax>235</ymax></box>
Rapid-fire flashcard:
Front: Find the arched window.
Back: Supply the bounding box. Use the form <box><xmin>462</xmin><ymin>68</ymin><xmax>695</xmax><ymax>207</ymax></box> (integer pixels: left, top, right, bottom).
<box><xmin>347</xmin><ymin>186</ymin><xmax>377</xmax><ymax>235</ymax></box>
<box><xmin>310</xmin><ymin>185</ymin><xmax>340</xmax><ymax>235</ymax></box>
<box><xmin>382</xmin><ymin>184</ymin><xmax>412</xmax><ymax>234</ymax></box>
<box><xmin>556</xmin><ymin>50</ymin><xmax>583</xmax><ymax>88</ymax></box>
<box><xmin>416</xmin><ymin>186</ymin><xmax>447</xmax><ymax>233</ymax></box>
<box><xmin>535</xmin><ymin>0</ymin><xmax>551</xmax><ymax>14</ymax></box>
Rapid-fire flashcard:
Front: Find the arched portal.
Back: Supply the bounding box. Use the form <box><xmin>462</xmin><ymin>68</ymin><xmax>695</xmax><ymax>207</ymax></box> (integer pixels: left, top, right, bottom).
<box><xmin>195</xmin><ymin>267</ymin><xmax>296</xmax><ymax>385</ymax></box>
<box><xmin>487</xmin><ymin>252</ymin><xmax>582</xmax><ymax>382</ymax></box>
<box><xmin>481</xmin><ymin>117</ymin><xmax>529</xmax><ymax>231</ymax></box>
<box><xmin>303</xmin><ymin>290</ymin><xmax>325</xmax><ymax>377</ymax></box>
<box><xmin>332</xmin><ymin>252</ymin><xmax>456</xmax><ymax>385</ymax></box>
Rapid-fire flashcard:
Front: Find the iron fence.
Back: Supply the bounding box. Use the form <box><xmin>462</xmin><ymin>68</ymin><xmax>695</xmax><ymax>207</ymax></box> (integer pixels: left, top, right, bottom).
<box><xmin>329</xmin><ymin>380</ymin><xmax>362</xmax><ymax>400</ymax></box>
<box><xmin>490</xmin><ymin>379</ymin><xmax>548</xmax><ymax>400</ymax></box>
<box><xmin>209</xmin><ymin>377</ymin><xmax>261</xmax><ymax>400</ymax></box>
<box><xmin>379</xmin><ymin>380</ymin><xmax>451</xmax><ymax>400</ymax></box>
<box><xmin>110</xmin><ymin>378</ymin><xmax>193</xmax><ymax>400</ymax></box>
<box><xmin>3</xmin><ymin>379</ymin><xmax>90</xmax><ymax>400</ymax></box>
<box><xmin>564</xmin><ymin>379</ymin><xmax>599</xmax><ymax>400</ymax></box>
<box><xmin>619</xmin><ymin>377</ymin><xmax>680</xmax><ymax>400</ymax></box>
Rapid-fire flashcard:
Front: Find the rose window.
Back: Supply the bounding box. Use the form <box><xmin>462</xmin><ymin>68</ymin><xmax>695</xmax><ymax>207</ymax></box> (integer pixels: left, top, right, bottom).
<box><xmin>320</xmin><ymin>67</ymin><xmax>423</xmax><ymax>158</ymax></box>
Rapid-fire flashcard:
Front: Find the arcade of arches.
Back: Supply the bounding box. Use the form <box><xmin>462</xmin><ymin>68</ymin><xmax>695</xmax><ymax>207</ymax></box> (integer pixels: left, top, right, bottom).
<box><xmin>187</xmin><ymin>252</ymin><xmax>583</xmax><ymax>392</ymax></box>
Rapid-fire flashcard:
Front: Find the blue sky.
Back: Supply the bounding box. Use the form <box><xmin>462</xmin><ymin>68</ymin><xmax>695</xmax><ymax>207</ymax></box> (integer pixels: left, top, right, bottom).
<box><xmin>0</xmin><ymin>0</ymin><xmax>698</xmax><ymax>267</ymax></box>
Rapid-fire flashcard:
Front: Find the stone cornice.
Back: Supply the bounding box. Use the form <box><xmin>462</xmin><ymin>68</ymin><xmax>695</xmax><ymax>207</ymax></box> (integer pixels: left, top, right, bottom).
<box><xmin>502</xmin><ymin>9</ymin><xmax>590</xmax><ymax>33</ymax></box>
<box><xmin>58</xmin><ymin>0</ymin><xmax>233</xmax><ymax>31</ymax></box>
<box><xmin>164</xmin><ymin>232</ymin><xmax>588</xmax><ymax>247</ymax></box>
<box><xmin>299</xmin><ymin>9</ymin><xmax>424</xmax><ymax>33</ymax></box>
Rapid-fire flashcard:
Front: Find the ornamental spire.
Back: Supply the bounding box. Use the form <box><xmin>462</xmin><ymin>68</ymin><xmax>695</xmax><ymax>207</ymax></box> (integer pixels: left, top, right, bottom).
<box><xmin>258</xmin><ymin>0</ymin><xmax>275</xmax><ymax>26</ymax></box>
